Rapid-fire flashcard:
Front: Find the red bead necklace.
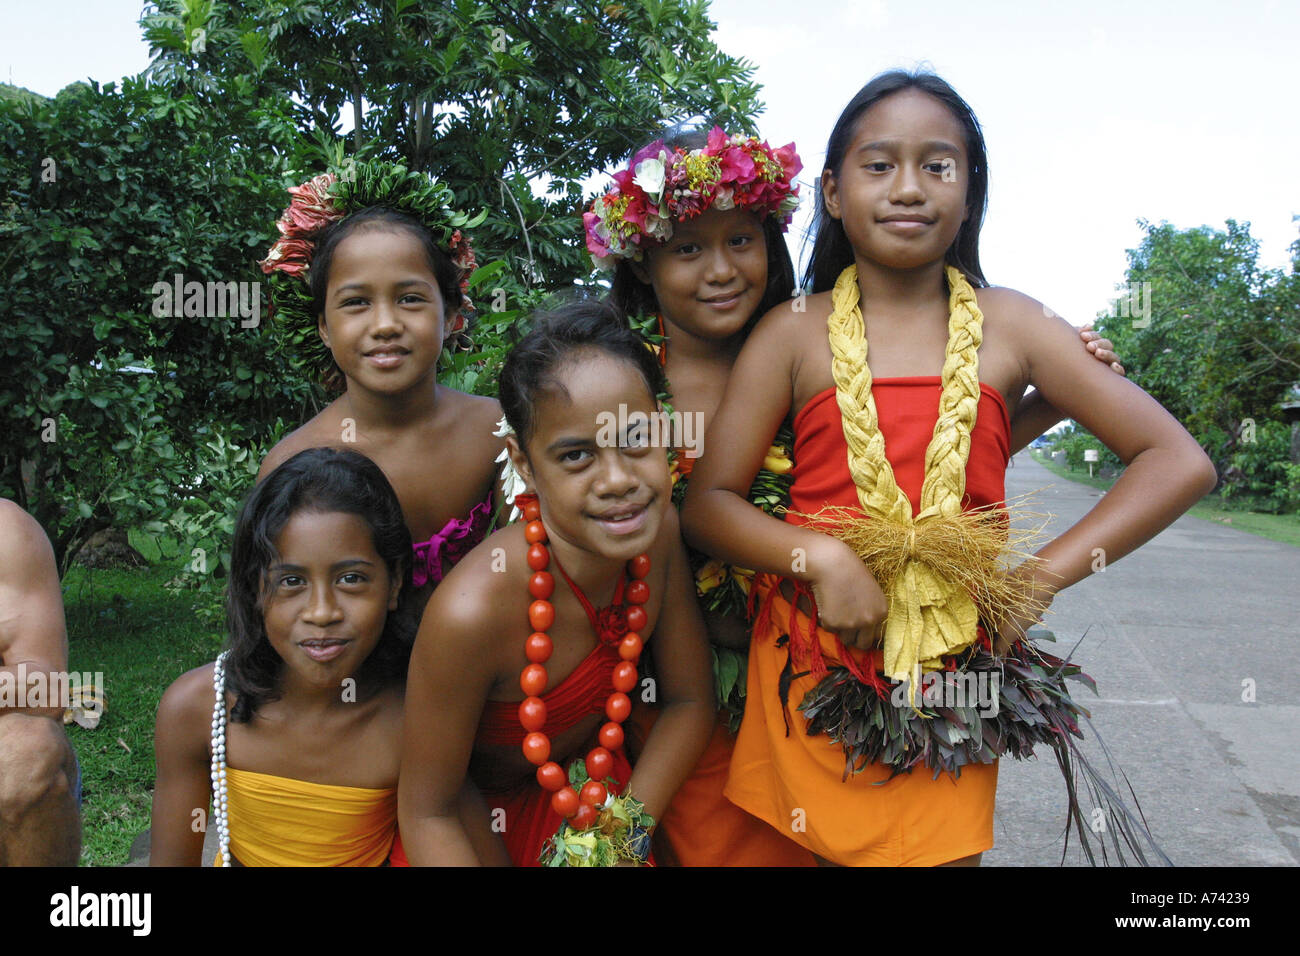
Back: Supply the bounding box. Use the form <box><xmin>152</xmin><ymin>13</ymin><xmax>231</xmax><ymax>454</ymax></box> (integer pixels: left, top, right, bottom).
<box><xmin>515</xmin><ymin>494</ymin><xmax>650</xmax><ymax>830</ymax></box>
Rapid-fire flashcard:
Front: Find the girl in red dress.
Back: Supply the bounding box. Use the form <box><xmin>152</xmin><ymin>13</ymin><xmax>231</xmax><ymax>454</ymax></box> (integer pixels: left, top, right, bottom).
<box><xmin>589</xmin><ymin>125</ymin><xmax>1127</xmax><ymax>867</ymax></box>
<box><xmin>682</xmin><ymin>71</ymin><xmax>1215</xmax><ymax>866</ymax></box>
<box><xmin>398</xmin><ymin>301</ymin><xmax>715</xmax><ymax>866</ymax></box>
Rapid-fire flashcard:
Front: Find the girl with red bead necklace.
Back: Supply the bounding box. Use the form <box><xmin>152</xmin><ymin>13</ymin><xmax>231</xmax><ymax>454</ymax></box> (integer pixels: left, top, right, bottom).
<box><xmin>398</xmin><ymin>300</ymin><xmax>715</xmax><ymax>866</ymax></box>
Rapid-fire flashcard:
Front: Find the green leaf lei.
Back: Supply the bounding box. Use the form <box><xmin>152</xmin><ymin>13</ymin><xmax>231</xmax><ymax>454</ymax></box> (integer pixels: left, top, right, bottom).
<box><xmin>538</xmin><ymin>759</ymin><xmax>656</xmax><ymax>867</ymax></box>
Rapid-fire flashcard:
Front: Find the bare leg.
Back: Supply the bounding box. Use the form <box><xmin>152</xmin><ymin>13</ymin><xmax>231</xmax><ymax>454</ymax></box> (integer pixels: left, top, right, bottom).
<box><xmin>0</xmin><ymin>713</ymin><xmax>81</xmax><ymax>866</ymax></box>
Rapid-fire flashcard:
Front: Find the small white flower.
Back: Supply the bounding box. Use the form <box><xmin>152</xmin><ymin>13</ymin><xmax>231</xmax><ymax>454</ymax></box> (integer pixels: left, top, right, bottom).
<box><xmin>493</xmin><ymin>416</ymin><xmax>527</xmax><ymax>522</ymax></box>
<box><xmin>633</xmin><ymin>158</ymin><xmax>666</xmax><ymax>200</ymax></box>
<box><xmin>713</xmin><ymin>186</ymin><xmax>734</xmax><ymax>210</ymax></box>
<box><xmin>646</xmin><ymin>214</ymin><xmax>672</xmax><ymax>242</ymax></box>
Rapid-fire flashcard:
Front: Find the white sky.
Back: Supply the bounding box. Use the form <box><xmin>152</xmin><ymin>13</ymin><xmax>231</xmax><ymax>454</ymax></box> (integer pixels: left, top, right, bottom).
<box><xmin>5</xmin><ymin>0</ymin><xmax>1297</xmax><ymax>326</ymax></box>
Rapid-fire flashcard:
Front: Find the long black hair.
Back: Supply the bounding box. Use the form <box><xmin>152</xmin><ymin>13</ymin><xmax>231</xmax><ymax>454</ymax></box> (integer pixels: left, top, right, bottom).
<box><xmin>607</xmin><ymin>128</ymin><xmax>798</xmax><ymax>329</ymax></box>
<box><xmin>805</xmin><ymin>70</ymin><xmax>990</xmax><ymax>293</ymax></box>
<box><xmin>224</xmin><ymin>447</ymin><xmax>415</xmax><ymax>722</ymax></box>
<box><xmin>499</xmin><ymin>297</ymin><xmax>668</xmax><ymax>453</ymax></box>
<box><xmin>310</xmin><ymin>207</ymin><xmax>466</xmax><ymax>391</ymax></box>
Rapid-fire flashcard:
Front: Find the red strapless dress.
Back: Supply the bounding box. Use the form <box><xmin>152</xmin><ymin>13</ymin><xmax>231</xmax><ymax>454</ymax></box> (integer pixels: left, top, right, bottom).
<box><xmin>726</xmin><ymin>377</ymin><xmax>1012</xmax><ymax>866</ymax></box>
<box><xmin>473</xmin><ymin>642</ymin><xmax>633</xmax><ymax>866</ymax></box>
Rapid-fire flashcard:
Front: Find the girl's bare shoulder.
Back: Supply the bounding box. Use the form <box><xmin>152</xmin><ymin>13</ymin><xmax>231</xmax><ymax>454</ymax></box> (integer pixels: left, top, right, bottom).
<box><xmin>156</xmin><ymin>661</ymin><xmax>218</xmax><ymax>748</ymax></box>
<box><xmin>973</xmin><ymin>285</ymin><xmax>1059</xmax><ymax>331</ymax></box>
<box><xmin>258</xmin><ymin>401</ymin><xmax>348</xmax><ymax>480</ymax></box>
<box><xmin>435</xmin><ymin>389</ymin><xmax>506</xmax><ymax>450</ymax></box>
<box><xmin>417</xmin><ymin>525</ymin><xmax>521</xmax><ymax>644</ymax></box>
<box><xmin>751</xmin><ymin>290</ymin><xmax>832</xmax><ymax>337</ymax></box>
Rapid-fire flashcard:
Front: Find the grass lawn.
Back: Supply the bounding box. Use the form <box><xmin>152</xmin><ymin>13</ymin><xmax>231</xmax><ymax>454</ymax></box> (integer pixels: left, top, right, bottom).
<box><xmin>63</xmin><ymin>532</ymin><xmax>222</xmax><ymax>866</ymax></box>
<box><xmin>1029</xmin><ymin>451</ymin><xmax>1300</xmax><ymax>549</ymax></box>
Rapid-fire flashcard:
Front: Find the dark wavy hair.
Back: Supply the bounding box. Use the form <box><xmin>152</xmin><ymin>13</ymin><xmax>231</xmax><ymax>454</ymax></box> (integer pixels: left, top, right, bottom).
<box><xmin>499</xmin><ymin>297</ymin><xmax>668</xmax><ymax>453</ymax></box>
<box><xmin>805</xmin><ymin>70</ymin><xmax>990</xmax><ymax>293</ymax></box>
<box><xmin>310</xmin><ymin>207</ymin><xmax>465</xmax><ymax>391</ymax></box>
<box><xmin>224</xmin><ymin>447</ymin><xmax>415</xmax><ymax>722</ymax></box>
<box><xmin>607</xmin><ymin>128</ymin><xmax>798</xmax><ymax>329</ymax></box>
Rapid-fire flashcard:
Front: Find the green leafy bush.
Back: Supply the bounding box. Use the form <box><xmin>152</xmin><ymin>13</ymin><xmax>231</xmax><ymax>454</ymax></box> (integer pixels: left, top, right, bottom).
<box><xmin>1221</xmin><ymin>419</ymin><xmax>1300</xmax><ymax>514</ymax></box>
<box><xmin>1050</xmin><ymin>426</ymin><xmax>1123</xmax><ymax>473</ymax></box>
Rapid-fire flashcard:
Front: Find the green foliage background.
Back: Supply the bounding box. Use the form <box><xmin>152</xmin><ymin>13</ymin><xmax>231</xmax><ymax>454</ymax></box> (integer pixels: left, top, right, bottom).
<box><xmin>1057</xmin><ymin>218</ymin><xmax>1300</xmax><ymax>513</ymax></box>
<box><xmin>2</xmin><ymin>0</ymin><xmax>765</xmax><ymax>584</ymax></box>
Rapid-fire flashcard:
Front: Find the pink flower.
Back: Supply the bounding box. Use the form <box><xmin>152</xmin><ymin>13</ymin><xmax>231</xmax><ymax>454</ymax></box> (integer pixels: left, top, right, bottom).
<box><xmin>274</xmin><ymin>172</ymin><xmax>343</xmax><ymax>240</ymax></box>
<box><xmin>260</xmin><ymin>172</ymin><xmax>344</xmax><ymax>276</ymax></box>
<box><xmin>717</xmin><ymin>144</ymin><xmax>755</xmax><ymax>187</ymax></box>
<box><xmin>259</xmin><ymin>237</ymin><xmax>315</xmax><ymax>277</ymax></box>
<box><xmin>584</xmin><ymin>209</ymin><xmax>612</xmax><ymax>259</ymax></box>
<box><xmin>286</xmin><ymin>173</ymin><xmax>338</xmax><ymax>216</ymax></box>
<box><xmin>631</xmin><ymin>139</ymin><xmax>667</xmax><ymax>169</ymax></box>
<box><xmin>774</xmin><ymin>142</ymin><xmax>803</xmax><ymax>181</ymax></box>
<box><xmin>611</xmin><ymin>169</ymin><xmax>649</xmax><ymax>229</ymax></box>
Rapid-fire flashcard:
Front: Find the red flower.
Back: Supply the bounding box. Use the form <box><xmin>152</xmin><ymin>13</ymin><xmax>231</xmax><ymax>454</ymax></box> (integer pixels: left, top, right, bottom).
<box><xmin>596</xmin><ymin>604</ymin><xmax>630</xmax><ymax>647</ymax></box>
<box><xmin>611</xmin><ymin>169</ymin><xmax>650</xmax><ymax>230</ymax></box>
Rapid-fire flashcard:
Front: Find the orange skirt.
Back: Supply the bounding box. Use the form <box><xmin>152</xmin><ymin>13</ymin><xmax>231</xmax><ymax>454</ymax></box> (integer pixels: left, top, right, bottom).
<box><xmin>627</xmin><ymin>701</ymin><xmax>814</xmax><ymax>866</ymax></box>
<box><xmin>725</xmin><ymin>581</ymin><xmax>998</xmax><ymax>867</ymax></box>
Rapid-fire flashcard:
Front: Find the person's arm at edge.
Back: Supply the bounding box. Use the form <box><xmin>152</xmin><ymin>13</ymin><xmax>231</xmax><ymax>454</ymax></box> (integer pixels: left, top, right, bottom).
<box><xmin>622</xmin><ymin>509</ymin><xmax>714</xmax><ymax>821</ymax></box>
<box><xmin>1003</xmin><ymin>291</ymin><xmax>1217</xmax><ymax>602</ymax></box>
<box><xmin>0</xmin><ymin>501</ymin><xmax>69</xmax><ymax>718</ymax></box>
<box><xmin>682</xmin><ymin>303</ymin><xmax>829</xmax><ymax>578</ymax></box>
<box><xmin>681</xmin><ymin>303</ymin><xmax>887</xmax><ymax>648</ymax></box>
<box><xmin>1007</xmin><ymin>326</ymin><xmax>1126</xmax><ymax>454</ymax></box>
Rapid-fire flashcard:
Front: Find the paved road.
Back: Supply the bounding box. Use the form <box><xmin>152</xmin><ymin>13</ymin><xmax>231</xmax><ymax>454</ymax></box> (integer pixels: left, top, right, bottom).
<box><xmin>985</xmin><ymin>452</ymin><xmax>1299</xmax><ymax>866</ymax></box>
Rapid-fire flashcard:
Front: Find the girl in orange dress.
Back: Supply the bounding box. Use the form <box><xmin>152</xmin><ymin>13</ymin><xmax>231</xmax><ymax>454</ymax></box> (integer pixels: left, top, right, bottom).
<box><xmin>589</xmin><ymin>125</ymin><xmax>1126</xmax><ymax>867</ymax></box>
<box><xmin>681</xmin><ymin>71</ymin><xmax>1215</xmax><ymax>866</ymax></box>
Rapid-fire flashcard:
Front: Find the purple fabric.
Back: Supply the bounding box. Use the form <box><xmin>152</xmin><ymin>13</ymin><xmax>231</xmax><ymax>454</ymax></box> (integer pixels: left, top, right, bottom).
<box><xmin>411</xmin><ymin>496</ymin><xmax>493</xmax><ymax>588</ymax></box>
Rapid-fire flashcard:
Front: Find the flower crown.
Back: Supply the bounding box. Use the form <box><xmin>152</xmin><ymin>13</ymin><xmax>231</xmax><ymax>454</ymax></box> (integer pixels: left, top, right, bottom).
<box><xmin>259</xmin><ymin>161</ymin><xmax>485</xmax><ymax>388</ymax></box>
<box><xmin>583</xmin><ymin>127</ymin><xmax>802</xmax><ymax>270</ymax></box>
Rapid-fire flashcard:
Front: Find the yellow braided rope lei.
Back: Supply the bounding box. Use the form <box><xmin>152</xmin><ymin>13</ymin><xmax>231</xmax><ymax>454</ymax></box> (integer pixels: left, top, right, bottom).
<box><xmin>817</xmin><ymin>263</ymin><xmax>1036</xmax><ymax>703</ymax></box>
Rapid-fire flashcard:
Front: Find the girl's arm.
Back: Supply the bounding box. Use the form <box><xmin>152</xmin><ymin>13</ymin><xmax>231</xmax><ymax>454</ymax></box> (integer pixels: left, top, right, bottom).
<box><xmin>995</xmin><ymin>291</ymin><xmax>1217</xmax><ymax>643</ymax></box>
<box><xmin>623</xmin><ymin>509</ymin><xmax>714</xmax><ymax>820</ymax></box>
<box><xmin>681</xmin><ymin>305</ymin><xmax>889</xmax><ymax>649</ymax></box>
<box><xmin>150</xmin><ymin>666</ymin><xmax>215</xmax><ymax>866</ymax></box>
<box><xmin>398</xmin><ymin>572</ymin><xmax>501</xmax><ymax>866</ymax></box>
<box><xmin>1008</xmin><ymin>326</ymin><xmax>1125</xmax><ymax>454</ymax></box>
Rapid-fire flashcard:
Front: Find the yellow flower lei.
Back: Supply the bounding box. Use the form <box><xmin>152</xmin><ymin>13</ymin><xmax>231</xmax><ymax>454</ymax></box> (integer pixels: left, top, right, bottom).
<box><xmin>818</xmin><ymin>263</ymin><xmax>1040</xmax><ymax>704</ymax></box>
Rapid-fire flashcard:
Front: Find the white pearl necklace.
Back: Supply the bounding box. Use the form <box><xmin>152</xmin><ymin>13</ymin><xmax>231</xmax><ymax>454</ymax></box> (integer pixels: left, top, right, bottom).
<box><xmin>210</xmin><ymin>651</ymin><xmax>230</xmax><ymax>867</ymax></box>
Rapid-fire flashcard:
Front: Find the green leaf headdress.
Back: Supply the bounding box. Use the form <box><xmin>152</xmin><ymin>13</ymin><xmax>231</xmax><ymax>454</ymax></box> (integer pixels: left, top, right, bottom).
<box><xmin>259</xmin><ymin>160</ymin><xmax>487</xmax><ymax>390</ymax></box>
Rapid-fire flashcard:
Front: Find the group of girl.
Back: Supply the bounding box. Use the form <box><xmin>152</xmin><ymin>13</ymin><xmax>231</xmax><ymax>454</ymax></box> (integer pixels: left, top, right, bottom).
<box><xmin>149</xmin><ymin>69</ymin><xmax>1214</xmax><ymax>867</ymax></box>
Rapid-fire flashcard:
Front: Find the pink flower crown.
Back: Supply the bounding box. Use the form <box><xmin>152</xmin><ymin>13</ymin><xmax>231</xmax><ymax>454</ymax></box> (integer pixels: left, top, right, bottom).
<box><xmin>583</xmin><ymin>127</ymin><xmax>803</xmax><ymax>270</ymax></box>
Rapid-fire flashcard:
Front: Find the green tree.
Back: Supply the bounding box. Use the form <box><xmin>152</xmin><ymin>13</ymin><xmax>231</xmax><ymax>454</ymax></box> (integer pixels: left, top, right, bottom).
<box><xmin>1095</xmin><ymin>219</ymin><xmax>1300</xmax><ymax>490</ymax></box>
<box><xmin>140</xmin><ymin>0</ymin><xmax>765</xmax><ymax>292</ymax></box>
<box><xmin>0</xmin><ymin>75</ymin><xmax>308</xmax><ymax>573</ymax></box>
